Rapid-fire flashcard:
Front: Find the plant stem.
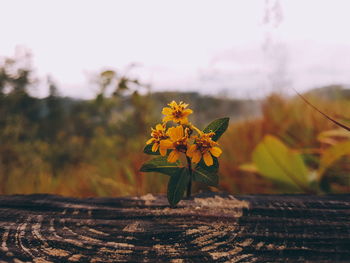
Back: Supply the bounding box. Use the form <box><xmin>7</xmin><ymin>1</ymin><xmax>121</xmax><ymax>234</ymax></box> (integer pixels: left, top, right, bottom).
<box><xmin>186</xmin><ymin>156</ymin><xmax>192</xmax><ymax>198</ymax></box>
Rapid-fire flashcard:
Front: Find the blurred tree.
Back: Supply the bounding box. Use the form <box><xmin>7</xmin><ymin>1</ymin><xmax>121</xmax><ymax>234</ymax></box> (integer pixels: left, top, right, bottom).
<box><xmin>42</xmin><ymin>76</ymin><xmax>64</xmax><ymax>141</ymax></box>
<box><xmin>0</xmin><ymin>52</ymin><xmax>38</xmax><ymax>192</ymax></box>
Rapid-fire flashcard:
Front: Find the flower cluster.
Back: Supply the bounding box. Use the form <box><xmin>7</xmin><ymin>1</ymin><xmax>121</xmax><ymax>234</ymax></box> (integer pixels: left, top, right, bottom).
<box><xmin>141</xmin><ymin>100</ymin><xmax>229</xmax><ymax>206</ymax></box>
<box><xmin>146</xmin><ymin>101</ymin><xmax>222</xmax><ymax>166</ymax></box>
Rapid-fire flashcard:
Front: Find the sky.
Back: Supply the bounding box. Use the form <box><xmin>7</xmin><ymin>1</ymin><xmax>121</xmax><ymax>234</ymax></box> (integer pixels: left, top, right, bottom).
<box><xmin>1</xmin><ymin>0</ymin><xmax>350</xmax><ymax>99</ymax></box>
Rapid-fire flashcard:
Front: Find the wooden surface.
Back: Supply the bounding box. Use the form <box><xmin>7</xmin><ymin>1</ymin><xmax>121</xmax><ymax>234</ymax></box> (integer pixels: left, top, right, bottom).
<box><xmin>0</xmin><ymin>193</ymin><xmax>349</xmax><ymax>263</ymax></box>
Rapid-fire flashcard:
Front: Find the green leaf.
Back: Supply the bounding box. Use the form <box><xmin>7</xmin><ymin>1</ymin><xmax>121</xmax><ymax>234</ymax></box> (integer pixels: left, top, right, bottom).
<box><xmin>192</xmin><ymin>157</ymin><xmax>219</xmax><ymax>186</ymax></box>
<box><xmin>193</xmin><ymin>168</ymin><xmax>218</xmax><ymax>187</ymax></box>
<box><xmin>252</xmin><ymin>135</ymin><xmax>309</xmax><ymax>192</ymax></box>
<box><xmin>143</xmin><ymin>144</ymin><xmax>160</xmax><ymax>155</ymax></box>
<box><xmin>167</xmin><ymin>168</ymin><xmax>190</xmax><ymax>206</ymax></box>
<box><xmin>140</xmin><ymin>156</ymin><xmax>181</xmax><ymax>176</ymax></box>
<box><xmin>203</xmin><ymin>117</ymin><xmax>229</xmax><ymax>141</ymax></box>
<box><xmin>318</xmin><ymin>140</ymin><xmax>350</xmax><ymax>178</ymax></box>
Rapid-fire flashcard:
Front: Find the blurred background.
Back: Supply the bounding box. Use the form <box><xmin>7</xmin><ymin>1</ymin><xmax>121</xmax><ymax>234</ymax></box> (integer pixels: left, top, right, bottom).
<box><xmin>0</xmin><ymin>0</ymin><xmax>349</xmax><ymax>196</ymax></box>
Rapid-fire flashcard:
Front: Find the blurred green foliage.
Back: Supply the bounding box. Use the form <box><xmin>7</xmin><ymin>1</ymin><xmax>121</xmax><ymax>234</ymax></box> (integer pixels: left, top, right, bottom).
<box><xmin>224</xmin><ymin>94</ymin><xmax>350</xmax><ymax>194</ymax></box>
<box><xmin>0</xmin><ymin>54</ymin><xmax>349</xmax><ymax>196</ymax></box>
<box><xmin>0</xmin><ymin>54</ymin><xmax>258</xmax><ymax>197</ymax></box>
<box><xmin>0</xmin><ymin>55</ymin><xmax>157</xmax><ymax>196</ymax></box>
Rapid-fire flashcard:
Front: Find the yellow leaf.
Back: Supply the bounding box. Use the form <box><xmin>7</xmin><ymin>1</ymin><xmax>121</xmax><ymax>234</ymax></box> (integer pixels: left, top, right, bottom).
<box><xmin>238</xmin><ymin>163</ymin><xmax>258</xmax><ymax>173</ymax></box>
<box><xmin>318</xmin><ymin>140</ymin><xmax>350</xmax><ymax>179</ymax></box>
<box><xmin>252</xmin><ymin>135</ymin><xmax>309</xmax><ymax>192</ymax></box>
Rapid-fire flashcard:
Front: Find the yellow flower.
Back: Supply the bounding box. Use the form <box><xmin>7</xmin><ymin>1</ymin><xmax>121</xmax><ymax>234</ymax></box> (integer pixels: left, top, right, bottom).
<box><xmin>146</xmin><ymin>124</ymin><xmax>168</xmax><ymax>152</ymax></box>
<box><xmin>159</xmin><ymin>125</ymin><xmax>188</xmax><ymax>163</ymax></box>
<box><xmin>186</xmin><ymin>132</ymin><xmax>222</xmax><ymax>166</ymax></box>
<box><xmin>162</xmin><ymin>101</ymin><xmax>193</xmax><ymax>124</ymax></box>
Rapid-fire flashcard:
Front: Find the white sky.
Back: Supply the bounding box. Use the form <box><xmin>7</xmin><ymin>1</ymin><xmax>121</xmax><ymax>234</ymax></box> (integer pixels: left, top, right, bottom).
<box><xmin>1</xmin><ymin>0</ymin><xmax>350</xmax><ymax>98</ymax></box>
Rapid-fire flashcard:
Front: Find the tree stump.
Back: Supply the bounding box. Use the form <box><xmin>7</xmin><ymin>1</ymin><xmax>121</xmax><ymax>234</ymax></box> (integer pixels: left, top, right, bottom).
<box><xmin>0</xmin><ymin>193</ymin><xmax>349</xmax><ymax>262</ymax></box>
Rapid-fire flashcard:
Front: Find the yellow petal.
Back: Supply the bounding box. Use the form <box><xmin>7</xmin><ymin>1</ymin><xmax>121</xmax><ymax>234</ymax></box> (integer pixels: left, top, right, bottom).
<box><xmin>168</xmin><ymin>101</ymin><xmax>177</xmax><ymax>107</ymax></box>
<box><xmin>182</xmin><ymin>109</ymin><xmax>193</xmax><ymax>117</ymax></box>
<box><xmin>155</xmin><ymin>124</ymin><xmax>163</xmax><ymax>131</ymax></box>
<box><xmin>186</xmin><ymin>144</ymin><xmax>197</xmax><ymax>157</ymax></box>
<box><xmin>160</xmin><ymin>139</ymin><xmax>173</xmax><ymax>148</ymax></box>
<box><xmin>146</xmin><ymin>138</ymin><xmax>155</xmax><ymax>145</ymax></box>
<box><xmin>159</xmin><ymin>147</ymin><xmax>167</xmax><ymax>156</ymax></box>
<box><xmin>210</xmin><ymin>147</ymin><xmax>222</xmax><ymax>157</ymax></box>
<box><xmin>162</xmin><ymin>107</ymin><xmax>172</xmax><ymax>115</ymax></box>
<box><xmin>175</xmin><ymin>126</ymin><xmax>184</xmax><ymax>139</ymax></box>
<box><xmin>181</xmin><ymin>102</ymin><xmax>189</xmax><ymax>108</ymax></box>
<box><xmin>179</xmin><ymin>118</ymin><xmax>189</xmax><ymax>125</ymax></box>
<box><xmin>162</xmin><ymin>115</ymin><xmax>172</xmax><ymax>123</ymax></box>
<box><xmin>166</xmin><ymin>127</ymin><xmax>175</xmax><ymax>139</ymax></box>
<box><xmin>203</xmin><ymin>152</ymin><xmax>213</xmax><ymax>166</ymax></box>
<box><xmin>152</xmin><ymin>143</ymin><xmax>159</xmax><ymax>152</ymax></box>
<box><xmin>168</xmin><ymin>150</ymin><xmax>180</xmax><ymax>163</ymax></box>
<box><xmin>169</xmin><ymin>126</ymin><xmax>183</xmax><ymax>141</ymax></box>
<box><xmin>192</xmin><ymin>150</ymin><xmax>202</xmax><ymax>164</ymax></box>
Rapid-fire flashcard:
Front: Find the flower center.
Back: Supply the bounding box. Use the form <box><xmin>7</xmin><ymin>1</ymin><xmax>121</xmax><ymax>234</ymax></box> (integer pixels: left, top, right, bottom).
<box><xmin>195</xmin><ymin>134</ymin><xmax>216</xmax><ymax>153</ymax></box>
<box><xmin>152</xmin><ymin>130</ymin><xmax>167</xmax><ymax>140</ymax></box>
<box><xmin>196</xmin><ymin>141</ymin><xmax>211</xmax><ymax>153</ymax></box>
<box><xmin>173</xmin><ymin>137</ymin><xmax>187</xmax><ymax>152</ymax></box>
<box><xmin>172</xmin><ymin>109</ymin><xmax>183</xmax><ymax>119</ymax></box>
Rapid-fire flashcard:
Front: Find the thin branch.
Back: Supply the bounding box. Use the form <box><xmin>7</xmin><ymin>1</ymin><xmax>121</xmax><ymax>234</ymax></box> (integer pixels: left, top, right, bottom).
<box><xmin>293</xmin><ymin>88</ymin><xmax>350</xmax><ymax>132</ymax></box>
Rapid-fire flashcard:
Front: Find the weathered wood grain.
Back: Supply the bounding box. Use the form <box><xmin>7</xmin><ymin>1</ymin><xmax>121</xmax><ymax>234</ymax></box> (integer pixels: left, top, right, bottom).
<box><xmin>0</xmin><ymin>193</ymin><xmax>349</xmax><ymax>262</ymax></box>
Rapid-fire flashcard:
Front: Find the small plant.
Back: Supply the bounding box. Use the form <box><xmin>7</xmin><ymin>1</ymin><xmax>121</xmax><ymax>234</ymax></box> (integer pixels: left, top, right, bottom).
<box><xmin>140</xmin><ymin>101</ymin><xmax>229</xmax><ymax>206</ymax></box>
